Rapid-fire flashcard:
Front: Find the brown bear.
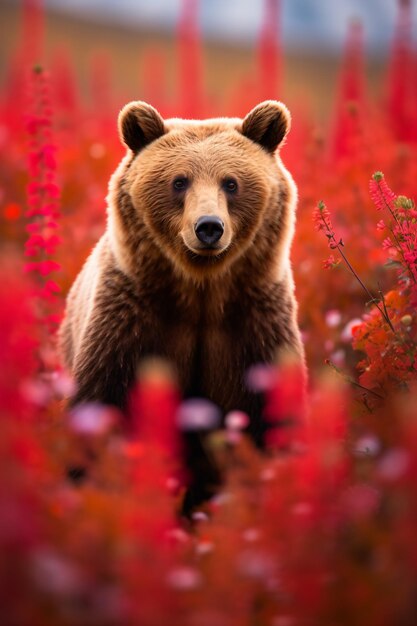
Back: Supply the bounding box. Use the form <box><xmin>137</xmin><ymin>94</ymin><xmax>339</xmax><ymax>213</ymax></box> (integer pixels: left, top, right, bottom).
<box><xmin>59</xmin><ymin>100</ymin><xmax>305</xmax><ymax>507</ymax></box>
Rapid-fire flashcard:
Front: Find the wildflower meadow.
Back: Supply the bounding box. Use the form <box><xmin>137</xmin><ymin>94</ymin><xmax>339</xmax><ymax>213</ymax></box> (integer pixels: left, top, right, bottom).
<box><xmin>1</xmin><ymin>0</ymin><xmax>417</xmax><ymax>624</ymax></box>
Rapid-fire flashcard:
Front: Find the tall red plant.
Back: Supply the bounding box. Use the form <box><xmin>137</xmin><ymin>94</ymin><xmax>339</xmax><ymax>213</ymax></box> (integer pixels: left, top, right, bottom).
<box><xmin>21</xmin><ymin>0</ymin><xmax>45</xmax><ymax>64</ymax></box>
<box><xmin>257</xmin><ymin>0</ymin><xmax>281</xmax><ymax>101</ymax></box>
<box><xmin>332</xmin><ymin>19</ymin><xmax>366</xmax><ymax>160</ymax></box>
<box><xmin>386</xmin><ymin>0</ymin><xmax>415</xmax><ymax>141</ymax></box>
<box><xmin>177</xmin><ymin>0</ymin><xmax>205</xmax><ymax>117</ymax></box>
<box><xmin>24</xmin><ymin>66</ymin><xmax>61</xmax><ymax>363</ymax></box>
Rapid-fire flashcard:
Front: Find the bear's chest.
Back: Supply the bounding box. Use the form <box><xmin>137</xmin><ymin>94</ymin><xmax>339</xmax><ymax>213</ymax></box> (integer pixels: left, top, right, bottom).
<box><xmin>135</xmin><ymin>282</ymin><xmax>286</xmax><ymax>414</ymax></box>
<box><xmin>148</xmin><ymin>307</ymin><xmax>270</xmax><ymax>412</ymax></box>
<box><xmin>156</xmin><ymin>317</ymin><xmax>240</xmax><ymax>381</ymax></box>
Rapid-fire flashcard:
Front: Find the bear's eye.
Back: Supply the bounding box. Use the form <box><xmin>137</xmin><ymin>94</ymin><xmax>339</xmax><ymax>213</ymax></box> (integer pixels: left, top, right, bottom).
<box><xmin>222</xmin><ymin>178</ymin><xmax>238</xmax><ymax>194</ymax></box>
<box><xmin>173</xmin><ymin>176</ymin><xmax>189</xmax><ymax>192</ymax></box>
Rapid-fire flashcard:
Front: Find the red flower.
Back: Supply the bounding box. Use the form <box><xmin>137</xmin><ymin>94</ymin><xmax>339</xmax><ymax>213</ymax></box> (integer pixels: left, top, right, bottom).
<box><xmin>263</xmin><ymin>361</ymin><xmax>307</xmax><ymax>451</ymax></box>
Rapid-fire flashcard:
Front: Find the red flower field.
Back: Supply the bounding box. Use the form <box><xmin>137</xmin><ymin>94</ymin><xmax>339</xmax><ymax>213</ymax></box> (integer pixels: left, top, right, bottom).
<box><xmin>1</xmin><ymin>0</ymin><xmax>417</xmax><ymax>624</ymax></box>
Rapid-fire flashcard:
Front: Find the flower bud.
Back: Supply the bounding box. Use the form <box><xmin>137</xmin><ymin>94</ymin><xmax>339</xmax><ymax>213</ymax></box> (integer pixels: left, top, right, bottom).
<box><xmin>401</xmin><ymin>314</ymin><xmax>412</xmax><ymax>327</ymax></box>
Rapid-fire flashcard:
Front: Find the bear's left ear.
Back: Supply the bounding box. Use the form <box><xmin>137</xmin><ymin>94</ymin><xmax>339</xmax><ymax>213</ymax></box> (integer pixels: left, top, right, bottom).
<box><xmin>118</xmin><ymin>101</ymin><xmax>166</xmax><ymax>153</ymax></box>
<box><xmin>241</xmin><ymin>100</ymin><xmax>290</xmax><ymax>153</ymax></box>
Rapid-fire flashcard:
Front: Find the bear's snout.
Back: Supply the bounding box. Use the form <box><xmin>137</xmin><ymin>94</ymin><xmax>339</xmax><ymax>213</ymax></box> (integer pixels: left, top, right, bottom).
<box><xmin>194</xmin><ymin>215</ymin><xmax>224</xmax><ymax>246</ymax></box>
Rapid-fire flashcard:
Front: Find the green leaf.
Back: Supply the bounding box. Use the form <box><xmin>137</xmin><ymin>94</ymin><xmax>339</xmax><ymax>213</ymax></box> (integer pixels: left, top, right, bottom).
<box><xmin>384</xmin><ymin>259</ymin><xmax>403</xmax><ymax>269</ymax></box>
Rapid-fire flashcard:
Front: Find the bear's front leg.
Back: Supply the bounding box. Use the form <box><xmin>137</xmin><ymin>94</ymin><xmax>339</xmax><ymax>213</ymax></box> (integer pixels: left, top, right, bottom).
<box><xmin>69</xmin><ymin>279</ymin><xmax>142</xmax><ymax>410</ymax></box>
<box><xmin>70</xmin><ymin>334</ymin><xmax>138</xmax><ymax>410</ymax></box>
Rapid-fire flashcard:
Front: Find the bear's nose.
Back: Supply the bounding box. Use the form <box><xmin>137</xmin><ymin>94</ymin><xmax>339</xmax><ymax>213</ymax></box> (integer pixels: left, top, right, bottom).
<box><xmin>194</xmin><ymin>215</ymin><xmax>224</xmax><ymax>246</ymax></box>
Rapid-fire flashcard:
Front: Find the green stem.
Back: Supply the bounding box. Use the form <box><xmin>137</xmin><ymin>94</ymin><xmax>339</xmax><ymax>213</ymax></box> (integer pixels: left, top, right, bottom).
<box><xmin>325</xmin><ymin>359</ymin><xmax>384</xmax><ymax>400</ymax></box>
<box><xmin>320</xmin><ymin>214</ymin><xmax>396</xmax><ymax>335</ymax></box>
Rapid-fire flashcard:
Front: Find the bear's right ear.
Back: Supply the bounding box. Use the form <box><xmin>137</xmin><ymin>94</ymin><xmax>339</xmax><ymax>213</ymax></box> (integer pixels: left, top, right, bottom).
<box><xmin>241</xmin><ymin>100</ymin><xmax>290</xmax><ymax>153</ymax></box>
<box><xmin>118</xmin><ymin>101</ymin><xmax>166</xmax><ymax>153</ymax></box>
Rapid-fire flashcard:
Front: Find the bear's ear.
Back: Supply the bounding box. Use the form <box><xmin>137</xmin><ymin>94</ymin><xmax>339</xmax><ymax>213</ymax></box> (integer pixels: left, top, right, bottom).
<box><xmin>118</xmin><ymin>101</ymin><xmax>166</xmax><ymax>153</ymax></box>
<box><xmin>241</xmin><ymin>100</ymin><xmax>290</xmax><ymax>153</ymax></box>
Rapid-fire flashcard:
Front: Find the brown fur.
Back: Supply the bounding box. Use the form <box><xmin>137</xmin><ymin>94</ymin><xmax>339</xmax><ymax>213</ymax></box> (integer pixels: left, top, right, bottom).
<box><xmin>59</xmin><ymin>101</ymin><xmax>305</xmax><ymax>483</ymax></box>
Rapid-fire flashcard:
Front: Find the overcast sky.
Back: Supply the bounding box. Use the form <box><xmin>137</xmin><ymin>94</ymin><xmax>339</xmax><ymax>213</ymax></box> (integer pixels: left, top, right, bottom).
<box><xmin>43</xmin><ymin>0</ymin><xmax>416</xmax><ymax>54</ymax></box>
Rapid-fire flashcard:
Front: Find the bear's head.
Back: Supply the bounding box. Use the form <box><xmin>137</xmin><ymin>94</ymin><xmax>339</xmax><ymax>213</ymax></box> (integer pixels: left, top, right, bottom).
<box><xmin>112</xmin><ymin>100</ymin><xmax>296</xmax><ymax>282</ymax></box>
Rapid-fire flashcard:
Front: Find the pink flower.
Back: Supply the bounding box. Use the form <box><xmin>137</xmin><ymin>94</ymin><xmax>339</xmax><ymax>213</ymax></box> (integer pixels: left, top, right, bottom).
<box><xmin>24</xmin><ymin>260</ymin><xmax>60</xmax><ymax>276</ymax></box>
<box><xmin>24</xmin><ymin>66</ymin><xmax>61</xmax><ymax>344</ymax></box>
<box><xmin>24</xmin><ymin>234</ymin><xmax>61</xmax><ymax>256</ymax></box>
<box><xmin>26</xmin><ymin>223</ymin><xmax>41</xmax><ymax>234</ymax></box>
<box><xmin>323</xmin><ymin>255</ymin><xmax>340</xmax><ymax>269</ymax></box>
<box><xmin>369</xmin><ymin>172</ymin><xmax>397</xmax><ymax>212</ymax></box>
<box><xmin>313</xmin><ymin>201</ymin><xmax>333</xmax><ymax>233</ymax></box>
<box><xmin>382</xmin><ymin>237</ymin><xmax>393</xmax><ymax>250</ymax></box>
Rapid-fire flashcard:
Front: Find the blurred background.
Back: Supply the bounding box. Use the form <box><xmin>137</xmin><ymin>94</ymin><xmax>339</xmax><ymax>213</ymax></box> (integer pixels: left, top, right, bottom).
<box><xmin>1</xmin><ymin>0</ymin><xmax>414</xmax><ymax>121</ymax></box>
